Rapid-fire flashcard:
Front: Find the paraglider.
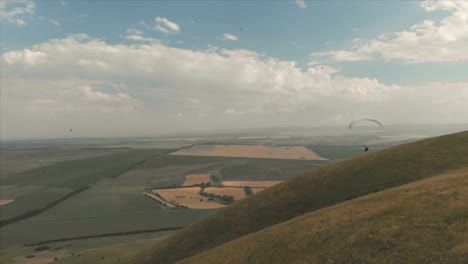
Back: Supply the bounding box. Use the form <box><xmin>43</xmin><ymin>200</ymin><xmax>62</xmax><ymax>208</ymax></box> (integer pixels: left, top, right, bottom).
<box><xmin>348</xmin><ymin>118</ymin><xmax>383</xmax><ymax>130</ymax></box>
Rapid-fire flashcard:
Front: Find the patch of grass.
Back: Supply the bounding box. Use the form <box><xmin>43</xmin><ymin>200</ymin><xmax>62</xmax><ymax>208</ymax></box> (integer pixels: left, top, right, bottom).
<box><xmin>131</xmin><ymin>131</ymin><xmax>468</xmax><ymax>264</ymax></box>
<box><xmin>310</xmin><ymin>145</ymin><xmax>385</xmax><ymax>161</ymax></box>
<box><xmin>180</xmin><ymin>168</ymin><xmax>468</xmax><ymax>264</ymax></box>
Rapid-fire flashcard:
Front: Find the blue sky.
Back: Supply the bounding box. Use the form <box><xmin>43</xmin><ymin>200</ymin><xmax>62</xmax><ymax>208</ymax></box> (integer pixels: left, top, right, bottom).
<box><xmin>1</xmin><ymin>0</ymin><xmax>467</xmax><ymax>139</ymax></box>
<box><xmin>2</xmin><ymin>0</ymin><xmax>462</xmax><ymax>84</ymax></box>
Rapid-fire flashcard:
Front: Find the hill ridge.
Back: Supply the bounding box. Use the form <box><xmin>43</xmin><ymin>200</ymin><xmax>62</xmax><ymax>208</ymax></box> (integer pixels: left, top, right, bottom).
<box><xmin>132</xmin><ymin>131</ymin><xmax>468</xmax><ymax>264</ymax></box>
<box><xmin>180</xmin><ymin>167</ymin><xmax>468</xmax><ymax>263</ymax></box>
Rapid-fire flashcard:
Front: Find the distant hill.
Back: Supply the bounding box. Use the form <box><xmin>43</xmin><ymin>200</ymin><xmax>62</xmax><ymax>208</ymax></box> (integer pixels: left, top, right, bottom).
<box><xmin>181</xmin><ymin>168</ymin><xmax>468</xmax><ymax>263</ymax></box>
<box><xmin>132</xmin><ymin>131</ymin><xmax>468</xmax><ymax>264</ymax></box>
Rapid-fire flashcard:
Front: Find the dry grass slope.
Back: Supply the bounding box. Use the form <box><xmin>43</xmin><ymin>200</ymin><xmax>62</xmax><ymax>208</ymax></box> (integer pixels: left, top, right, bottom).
<box><xmin>181</xmin><ymin>168</ymin><xmax>468</xmax><ymax>264</ymax></box>
<box><xmin>131</xmin><ymin>131</ymin><xmax>468</xmax><ymax>264</ymax></box>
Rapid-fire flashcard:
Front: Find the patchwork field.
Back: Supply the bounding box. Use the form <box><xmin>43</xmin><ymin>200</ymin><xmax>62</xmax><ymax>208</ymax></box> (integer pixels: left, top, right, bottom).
<box><xmin>222</xmin><ymin>181</ymin><xmax>282</xmax><ymax>188</ymax></box>
<box><xmin>203</xmin><ymin>188</ymin><xmax>245</xmax><ymax>200</ymax></box>
<box><xmin>153</xmin><ymin>188</ymin><xmax>225</xmax><ymax>209</ymax></box>
<box><xmin>171</xmin><ymin>145</ymin><xmax>328</xmax><ymax>160</ymax></box>
<box><xmin>182</xmin><ymin>174</ymin><xmax>211</xmax><ymax>186</ymax></box>
<box><xmin>0</xmin><ymin>200</ymin><xmax>14</xmax><ymax>206</ymax></box>
<box><xmin>144</xmin><ymin>193</ymin><xmax>176</xmax><ymax>208</ymax></box>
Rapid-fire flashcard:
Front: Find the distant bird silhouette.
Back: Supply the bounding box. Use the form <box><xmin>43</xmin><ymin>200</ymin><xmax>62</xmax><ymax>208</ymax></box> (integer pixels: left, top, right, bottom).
<box><xmin>364</xmin><ymin>147</ymin><xmax>369</xmax><ymax>152</ymax></box>
<box><xmin>69</xmin><ymin>128</ymin><xmax>72</xmax><ymax>132</ymax></box>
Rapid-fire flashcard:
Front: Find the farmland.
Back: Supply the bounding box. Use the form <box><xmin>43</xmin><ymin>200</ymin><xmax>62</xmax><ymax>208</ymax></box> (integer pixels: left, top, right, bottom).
<box><xmin>153</xmin><ymin>187</ymin><xmax>225</xmax><ymax>209</ymax></box>
<box><xmin>171</xmin><ymin>145</ymin><xmax>328</xmax><ymax>160</ymax></box>
<box><xmin>0</xmin><ymin>200</ymin><xmax>14</xmax><ymax>206</ymax></box>
<box><xmin>0</xmin><ymin>136</ymin><xmax>391</xmax><ymax>263</ymax></box>
<box><xmin>223</xmin><ymin>181</ymin><xmax>282</xmax><ymax>188</ymax></box>
<box><xmin>203</xmin><ymin>187</ymin><xmax>245</xmax><ymax>200</ymax></box>
<box><xmin>182</xmin><ymin>174</ymin><xmax>211</xmax><ymax>186</ymax></box>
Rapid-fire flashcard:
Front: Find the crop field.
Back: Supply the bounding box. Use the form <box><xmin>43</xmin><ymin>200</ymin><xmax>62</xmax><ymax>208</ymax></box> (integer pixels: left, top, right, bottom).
<box><xmin>0</xmin><ymin>148</ymin><xmax>128</xmax><ymax>180</ymax></box>
<box><xmin>222</xmin><ymin>181</ymin><xmax>282</xmax><ymax>188</ymax></box>
<box><xmin>0</xmin><ymin>200</ymin><xmax>14</xmax><ymax>206</ymax></box>
<box><xmin>0</xmin><ymin>185</ymin><xmax>44</xmax><ymax>200</ymax></box>
<box><xmin>218</xmin><ymin>158</ymin><xmax>325</xmax><ymax>181</ymax></box>
<box><xmin>0</xmin><ymin>230</ymin><xmax>175</xmax><ymax>264</ymax></box>
<box><xmin>153</xmin><ymin>188</ymin><xmax>225</xmax><ymax>209</ymax></box>
<box><xmin>0</xmin><ymin>187</ymin><xmax>73</xmax><ymax>222</ymax></box>
<box><xmin>1</xmin><ymin>149</ymin><xmax>165</xmax><ymax>189</ymax></box>
<box><xmin>0</xmin><ymin>185</ymin><xmax>214</xmax><ymax>246</ymax></box>
<box><xmin>171</xmin><ymin>145</ymin><xmax>328</xmax><ymax>160</ymax></box>
<box><xmin>144</xmin><ymin>193</ymin><xmax>176</xmax><ymax>208</ymax></box>
<box><xmin>0</xmin><ymin>140</ymin><xmax>337</xmax><ymax>262</ymax></box>
<box><xmin>203</xmin><ymin>187</ymin><xmax>245</xmax><ymax>200</ymax></box>
<box><xmin>182</xmin><ymin>174</ymin><xmax>211</xmax><ymax>186</ymax></box>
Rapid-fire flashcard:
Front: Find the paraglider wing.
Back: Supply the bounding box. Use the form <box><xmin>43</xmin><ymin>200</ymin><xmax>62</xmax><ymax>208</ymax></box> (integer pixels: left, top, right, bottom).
<box><xmin>348</xmin><ymin>118</ymin><xmax>383</xmax><ymax>130</ymax></box>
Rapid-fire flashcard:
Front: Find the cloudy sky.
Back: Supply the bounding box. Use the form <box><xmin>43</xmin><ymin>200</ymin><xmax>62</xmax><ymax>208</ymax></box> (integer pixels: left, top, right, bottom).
<box><xmin>1</xmin><ymin>0</ymin><xmax>467</xmax><ymax>139</ymax></box>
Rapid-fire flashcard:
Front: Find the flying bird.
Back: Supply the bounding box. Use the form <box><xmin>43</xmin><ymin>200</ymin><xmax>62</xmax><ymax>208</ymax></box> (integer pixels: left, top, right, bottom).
<box><xmin>364</xmin><ymin>146</ymin><xmax>369</xmax><ymax>152</ymax></box>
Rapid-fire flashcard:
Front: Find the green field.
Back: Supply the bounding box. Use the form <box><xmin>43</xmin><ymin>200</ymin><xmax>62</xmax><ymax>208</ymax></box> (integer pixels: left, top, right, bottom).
<box><xmin>218</xmin><ymin>158</ymin><xmax>326</xmax><ymax>181</ymax></box>
<box><xmin>0</xmin><ymin>183</ymin><xmax>214</xmax><ymax>246</ymax></box>
<box><xmin>0</xmin><ymin>187</ymin><xmax>72</xmax><ymax>222</ymax></box>
<box><xmin>132</xmin><ymin>131</ymin><xmax>468</xmax><ymax>264</ymax></box>
<box><xmin>1</xmin><ymin>149</ymin><xmax>168</xmax><ymax>189</ymax></box>
<box><xmin>0</xmin><ymin>230</ymin><xmax>174</xmax><ymax>264</ymax></box>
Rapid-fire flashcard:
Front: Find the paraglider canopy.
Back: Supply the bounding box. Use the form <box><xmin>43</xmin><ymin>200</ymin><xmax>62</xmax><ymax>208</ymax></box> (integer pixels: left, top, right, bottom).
<box><xmin>348</xmin><ymin>118</ymin><xmax>383</xmax><ymax>130</ymax></box>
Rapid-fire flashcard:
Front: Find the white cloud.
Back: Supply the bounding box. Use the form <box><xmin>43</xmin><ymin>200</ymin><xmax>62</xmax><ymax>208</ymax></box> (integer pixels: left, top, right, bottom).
<box><xmin>155</xmin><ymin>16</ymin><xmax>180</xmax><ymax>33</ymax></box>
<box><xmin>311</xmin><ymin>0</ymin><xmax>468</xmax><ymax>63</ymax></box>
<box><xmin>1</xmin><ymin>35</ymin><xmax>467</xmax><ymax>139</ymax></box>
<box><xmin>125</xmin><ymin>34</ymin><xmax>159</xmax><ymax>43</ymax></box>
<box><xmin>295</xmin><ymin>0</ymin><xmax>306</xmax><ymax>9</ymax></box>
<box><xmin>49</xmin><ymin>19</ymin><xmax>60</xmax><ymax>27</ymax></box>
<box><xmin>127</xmin><ymin>28</ymin><xmax>144</xmax><ymax>35</ymax></box>
<box><xmin>0</xmin><ymin>0</ymin><xmax>35</xmax><ymax>26</ymax></box>
<box><xmin>221</xmin><ymin>33</ymin><xmax>238</xmax><ymax>41</ymax></box>
<box><xmin>2</xmin><ymin>49</ymin><xmax>47</xmax><ymax>66</ymax></box>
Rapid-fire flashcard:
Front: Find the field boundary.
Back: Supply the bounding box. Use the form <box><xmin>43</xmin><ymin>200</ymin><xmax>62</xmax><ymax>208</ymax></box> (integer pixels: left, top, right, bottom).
<box><xmin>24</xmin><ymin>226</ymin><xmax>184</xmax><ymax>246</ymax></box>
<box><xmin>0</xmin><ymin>185</ymin><xmax>91</xmax><ymax>227</ymax></box>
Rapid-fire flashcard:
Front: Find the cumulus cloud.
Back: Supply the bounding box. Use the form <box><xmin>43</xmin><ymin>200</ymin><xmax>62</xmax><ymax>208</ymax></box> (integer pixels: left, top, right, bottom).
<box><xmin>0</xmin><ymin>0</ymin><xmax>35</xmax><ymax>26</ymax></box>
<box><xmin>155</xmin><ymin>16</ymin><xmax>180</xmax><ymax>33</ymax></box>
<box><xmin>125</xmin><ymin>35</ymin><xmax>159</xmax><ymax>43</ymax></box>
<box><xmin>221</xmin><ymin>33</ymin><xmax>238</xmax><ymax>41</ymax></box>
<box><xmin>1</xmin><ymin>35</ymin><xmax>467</xmax><ymax>139</ymax></box>
<box><xmin>311</xmin><ymin>0</ymin><xmax>468</xmax><ymax>63</ymax></box>
<box><xmin>295</xmin><ymin>0</ymin><xmax>307</xmax><ymax>9</ymax></box>
<box><xmin>127</xmin><ymin>28</ymin><xmax>144</xmax><ymax>35</ymax></box>
<box><xmin>49</xmin><ymin>19</ymin><xmax>60</xmax><ymax>26</ymax></box>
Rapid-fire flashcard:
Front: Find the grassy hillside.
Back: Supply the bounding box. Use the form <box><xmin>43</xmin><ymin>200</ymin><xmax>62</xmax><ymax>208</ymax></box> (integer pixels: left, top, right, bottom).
<box><xmin>181</xmin><ymin>168</ymin><xmax>468</xmax><ymax>264</ymax></box>
<box><xmin>132</xmin><ymin>131</ymin><xmax>468</xmax><ymax>264</ymax></box>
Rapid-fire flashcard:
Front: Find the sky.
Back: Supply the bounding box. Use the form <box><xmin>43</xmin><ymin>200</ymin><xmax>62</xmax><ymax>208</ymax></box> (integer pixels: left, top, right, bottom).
<box><xmin>1</xmin><ymin>0</ymin><xmax>467</xmax><ymax>139</ymax></box>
